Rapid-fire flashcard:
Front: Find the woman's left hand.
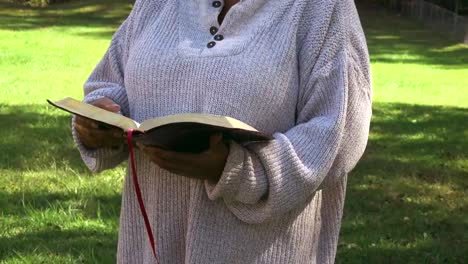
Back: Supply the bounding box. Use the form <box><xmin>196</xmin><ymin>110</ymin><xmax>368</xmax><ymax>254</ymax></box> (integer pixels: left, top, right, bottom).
<box><xmin>138</xmin><ymin>133</ymin><xmax>229</xmax><ymax>182</ymax></box>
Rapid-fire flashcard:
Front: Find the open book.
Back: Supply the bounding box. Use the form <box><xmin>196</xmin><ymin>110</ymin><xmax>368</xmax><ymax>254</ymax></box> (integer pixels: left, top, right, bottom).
<box><xmin>48</xmin><ymin>97</ymin><xmax>272</xmax><ymax>153</ymax></box>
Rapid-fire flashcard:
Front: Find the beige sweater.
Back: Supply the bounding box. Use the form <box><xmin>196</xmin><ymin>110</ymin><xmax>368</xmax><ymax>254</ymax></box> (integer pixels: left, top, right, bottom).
<box><xmin>72</xmin><ymin>0</ymin><xmax>372</xmax><ymax>263</ymax></box>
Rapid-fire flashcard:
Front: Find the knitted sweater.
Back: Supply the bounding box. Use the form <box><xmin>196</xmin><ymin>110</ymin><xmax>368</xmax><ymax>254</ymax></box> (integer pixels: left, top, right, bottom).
<box><xmin>72</xmin><ymin>0</ymin><xmax>372</xmax><ymax>263</ymax></box>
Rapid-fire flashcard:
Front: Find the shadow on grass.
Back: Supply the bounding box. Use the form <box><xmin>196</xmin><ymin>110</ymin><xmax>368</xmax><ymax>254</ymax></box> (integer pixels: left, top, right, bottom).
<box><xmin>337</xmin><ymin>102</ymin><xmax>468</xmax><ymax>263</ymax></box>
<box><xmin>0</xmin><ymin>190</ymin><xmax>122</xmax><ymax>220</ymax></box>
<box><xmin>0</xmin><ymin>228</ymin><xmax>117</xmax><ymax>263</ymax></box>
<box><xmin>0</xmin><ymin>103</ymin><xmax>90</xmax><ymax>173</ymax></box>
<box><xmin>366</xmin><ymin>103</ymin><xmax>467</xmax><ymax>187</ymax></box>
<box><xmin>0</xmin><ymin>0</ymin><xmax>134</xmax><ymax>38</ymax></box>
<box><xmin>356</xmin><ymin>1</ymin><xmax>468</xmax><ymax>68</ymax></box>
<box><xmin>0</xmin><ymin>104</ymin><xmax>122</xmax><ymax>262</ymax></box>
<box><xmin>1</xmin><ymin>101</ymin><xmax>467</xmax><ymax>262</ymax></box>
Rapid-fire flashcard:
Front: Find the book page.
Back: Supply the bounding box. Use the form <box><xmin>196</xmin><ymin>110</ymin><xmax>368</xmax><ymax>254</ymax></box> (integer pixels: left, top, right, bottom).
<box><xmin>48</xmin><ymin>97</ymin><xmax>138</xmax><ymax>131</ymax></box>
<box><xmin>139</xmin><ymin>113</ymin><xmax>259</xmax><ymax>132</ymax></box>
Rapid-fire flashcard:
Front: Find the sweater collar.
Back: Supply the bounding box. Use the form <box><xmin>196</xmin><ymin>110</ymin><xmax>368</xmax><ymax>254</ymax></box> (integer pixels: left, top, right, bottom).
<box><xmin>178</xmin><ymin>0</ymin><xmax>273</xmax><ymax>57</ymax></box>
<box><xmin>194</xmin><ymin>0</ymin><xmax>268</xmax><ymax>28</ymax></box>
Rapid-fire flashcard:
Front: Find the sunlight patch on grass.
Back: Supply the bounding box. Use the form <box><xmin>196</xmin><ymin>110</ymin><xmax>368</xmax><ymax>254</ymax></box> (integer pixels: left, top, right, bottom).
<box><xmin>371</xmin><ymin>63</ymin><xmax>468</xmax><ymax>107</ymax></box>
<box><xmin>372</xmin><ymin>35</ymin><xmax>401</xmax><ymax>40</ymax></box>
<box><xmin>2</xmin><ymin>253</ymin><xmax>78</xmax><ymax>264</ymax></box>
<box><xmin>431</xmin><ymin>43</ymin><xmax>468</xmax><ymax>53</ymax></box>
<box><xmin>61</xmin><ymin>4</ymin><xmax>105</xmax><ymax>14</ymax></box>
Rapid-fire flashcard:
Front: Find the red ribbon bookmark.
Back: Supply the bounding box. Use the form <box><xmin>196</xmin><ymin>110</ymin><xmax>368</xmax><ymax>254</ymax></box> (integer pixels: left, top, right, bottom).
<box><xmin>127</xmin><ymin>129</ymin><xmax>160</xmax><ymax>264</ymax></box>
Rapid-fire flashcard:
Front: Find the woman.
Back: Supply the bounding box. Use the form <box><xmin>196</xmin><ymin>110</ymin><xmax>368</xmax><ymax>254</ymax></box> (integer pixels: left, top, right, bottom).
<box><xmin>73</xmin><ymin>0</ymin><xmax>372</xmax><ymax>263</ymax></box>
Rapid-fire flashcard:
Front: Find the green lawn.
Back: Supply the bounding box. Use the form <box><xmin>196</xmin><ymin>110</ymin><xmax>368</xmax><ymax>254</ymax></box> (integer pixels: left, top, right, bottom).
<box><xmin>0</xmin><ymin>1</ymin><xmax>467</xmax><ymax>263</ymax></box>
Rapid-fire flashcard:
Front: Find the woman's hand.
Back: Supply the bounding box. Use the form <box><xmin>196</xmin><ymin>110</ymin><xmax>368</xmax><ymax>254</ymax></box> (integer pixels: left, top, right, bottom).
<box><xmin>139</xmin><ymin>133</ymin><xmax>229</xmax><ymax>182</ymax></box>
<box><xmin>75</xmin><ymin>97</ymin><xmax>125</xmax><ymax>149</ymax></box>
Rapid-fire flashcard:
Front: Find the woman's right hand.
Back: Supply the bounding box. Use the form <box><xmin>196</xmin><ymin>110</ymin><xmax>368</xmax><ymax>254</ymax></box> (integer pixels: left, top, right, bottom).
<box><xmin>74</xmin><ymin>97</ymin><xmax>125</xmax><ymax>149</ymax></box>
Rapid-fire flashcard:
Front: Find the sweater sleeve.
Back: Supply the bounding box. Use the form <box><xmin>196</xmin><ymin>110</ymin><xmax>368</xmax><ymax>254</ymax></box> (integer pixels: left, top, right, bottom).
<box><xmin>72</xmin><ymin>6</ymin><xmax>138</xmax><ymax>173</ymax></box>
<box><xmin>204</xmin><ymin>0</ymin><xmax>372</xmax><ymax>224</ymax></box>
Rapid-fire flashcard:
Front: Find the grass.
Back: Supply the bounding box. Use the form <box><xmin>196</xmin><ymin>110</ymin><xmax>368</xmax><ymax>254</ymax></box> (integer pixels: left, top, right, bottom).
<box><xmin>0</xmin><ymin>0</ymin><xmax>467</xmax><ymax>263</ymax></box>
<box><xmin>338</xmin><ymin>103</ymin><xmax>467</xmax><ymax>263</ymax></box>
<box><xmin>0</xmin><ymin>0</ymin><xmax>132</xmax><ymax>262</ymax></box>
<box><xmin>0</xmin><ymin>0</ymin><xmax>133</xmax><ymax>105</ymax></box>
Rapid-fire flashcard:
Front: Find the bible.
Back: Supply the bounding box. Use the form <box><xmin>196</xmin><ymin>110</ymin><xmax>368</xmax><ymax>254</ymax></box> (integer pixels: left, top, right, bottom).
<box><xmin>47</xmin><ymin>97</ymin><xmax>272</xmax><ymax>153</ymax></box>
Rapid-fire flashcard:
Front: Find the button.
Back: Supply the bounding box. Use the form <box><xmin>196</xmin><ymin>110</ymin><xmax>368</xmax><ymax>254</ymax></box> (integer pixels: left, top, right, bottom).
<box><xmin>214</xmin><ymin>35</ymin><xmax>224</xmax><ymax>41</ymax></box>
<box><xmin>212</xmin><ymin>1</ymin><xmax>222</xmax><ymax>8</ymax></box>
<box><xmin>207</xmin><ymin>41</ymin><xmax>216</xmax><ymax>48</ymax></box>
<box><xmin>210</xmin><ymin>26</ymin><xmax>218</xmax><ymax>35</ymax></box>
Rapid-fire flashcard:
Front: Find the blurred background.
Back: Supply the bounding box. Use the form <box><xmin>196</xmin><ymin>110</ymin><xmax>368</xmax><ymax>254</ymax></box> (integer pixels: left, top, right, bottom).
<box><xmin>0</xmin><ymin>0</ymin><xmax>467</xmax><ymax>263</ymax></box>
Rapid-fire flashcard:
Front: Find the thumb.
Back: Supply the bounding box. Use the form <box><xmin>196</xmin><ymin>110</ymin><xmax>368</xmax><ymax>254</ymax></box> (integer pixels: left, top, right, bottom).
<box><xmin>209</xmin><ymin>133</ymin><xmax>223</xmax><ymax>148</ymax></box>
<box><xmin>92</xmin><ymin>97</ymin><xmax>121</xmax><ymax>113</ymax></box>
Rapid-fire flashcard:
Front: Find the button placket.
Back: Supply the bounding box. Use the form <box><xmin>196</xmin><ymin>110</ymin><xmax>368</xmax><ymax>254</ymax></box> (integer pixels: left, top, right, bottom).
<box><xmin>210</xmin><ymin>26</ymin><xmax>218</xmax><ymax>35</ymax></box>
<box><xmin>207</xmin><ymin>33</ymin><xmax>224</xmax><ymax>48</ymax></box>
<box><xmin>178</xmin><ymin>0</ymin><xmax>257</xmax><ymax>57</ymax></box>
<box><xmin>212</xmin><ymin>1</ymin><xmax>222</xmax><ymax>8</ymax></box>
<box><xmin>207</xmin><ymin>41</ymin><xmax>216</xmax><ymax>48</ymax></box>
<box><xmin>207</xmin><ymin>0</ymin><xmax>225</xmax><ymax>49</ymax></box>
